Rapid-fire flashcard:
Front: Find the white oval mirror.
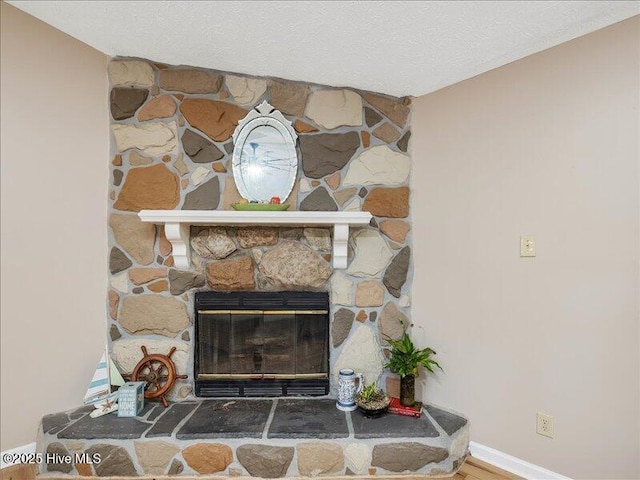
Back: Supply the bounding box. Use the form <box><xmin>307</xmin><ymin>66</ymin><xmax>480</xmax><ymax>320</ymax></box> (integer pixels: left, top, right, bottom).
<box><xmin>232</xmin><ymin>101</ymin><xmax>298</xmax><ymax>202</ymax></box>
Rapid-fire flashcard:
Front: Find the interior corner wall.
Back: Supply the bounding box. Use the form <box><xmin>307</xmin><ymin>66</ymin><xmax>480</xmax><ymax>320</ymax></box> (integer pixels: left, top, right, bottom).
<box><xmin>411</xmin><ymin>16</ymin><xmax>639</xmax><ymax>479</ymax></box>
<box><xmin>0</xmin><ymin>2</ymin><xmax>109</xmax><ymax>450</ymax></box>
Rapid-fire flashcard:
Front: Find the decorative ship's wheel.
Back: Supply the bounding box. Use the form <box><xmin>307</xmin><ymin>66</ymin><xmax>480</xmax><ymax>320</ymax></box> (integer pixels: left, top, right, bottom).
<box><xmin>131</xmin><ymin>346</ymin><xmax>187</xmax><ymax>407</ymax></box>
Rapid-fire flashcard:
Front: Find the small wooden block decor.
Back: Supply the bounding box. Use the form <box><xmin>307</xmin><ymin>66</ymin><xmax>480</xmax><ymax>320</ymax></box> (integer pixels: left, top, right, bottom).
<box><xmin>118</xmin><ymin>381</ymin><xmax>145</xmax><ymax>417</ymax></box>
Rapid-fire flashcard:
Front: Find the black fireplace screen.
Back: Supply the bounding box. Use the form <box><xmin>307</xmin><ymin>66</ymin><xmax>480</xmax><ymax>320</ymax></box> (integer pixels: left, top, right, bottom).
<box><xmin>194</xmin><ymin>291</ymin><xmax>329</xmax><ymax>397</ymax></box>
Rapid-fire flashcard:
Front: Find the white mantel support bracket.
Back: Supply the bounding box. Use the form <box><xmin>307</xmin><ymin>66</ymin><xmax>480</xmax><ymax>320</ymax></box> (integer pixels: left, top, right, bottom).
<box><xmin>164</xmin><ymin>222</ymin><xmax>191</xmax><ymax>269</ymax></box>
<box><xmin>138</xmin><ymin>210</ymin><xmax>372</xmax><ymax>270</ymax></box>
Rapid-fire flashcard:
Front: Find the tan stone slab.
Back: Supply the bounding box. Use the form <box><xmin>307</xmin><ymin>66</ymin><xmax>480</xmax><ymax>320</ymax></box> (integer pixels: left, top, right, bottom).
<box><xmin>129</xmin><ymin>267</ymin><xmax>167</xmax><ymax>285</ymax></box>
<box><xmin>182</xmin><ymin>443</ymin><xmax>232</xmax><ymax>474</ymax></box>
<box><xmin>114</xmin><ymin>164</ymin><xmax>180</xmax><ymax>212</ymax></box>
<box><xmin>137</xmin><ymin>95</ymin><xmax>177</xmax><ymax>121</ymax></box>
<box><xmin>373</xmin><ymin>122</ymin><xmax>401</xmax><ymax>143</ymax></box>
<box><xmin>379</xmin><ymin>220</ymin><xmax>410</xmax><ymax>243</ymax></box>
<box><xmin>363</xmin><ymin>187</ymin><xmax>410</xmax><ymax>218</ymax></box>
<box><xmin>180</xmin><ymin>98</ymin><xmax>248</xmax><ymax>142</ymax></box>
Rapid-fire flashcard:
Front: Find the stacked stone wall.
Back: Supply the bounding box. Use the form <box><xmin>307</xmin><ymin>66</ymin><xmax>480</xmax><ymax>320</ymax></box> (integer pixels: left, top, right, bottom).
<box><xmin>106</xmin><ymin>58</ymin><xmax>413</xmax><ymax>396</ymax></box>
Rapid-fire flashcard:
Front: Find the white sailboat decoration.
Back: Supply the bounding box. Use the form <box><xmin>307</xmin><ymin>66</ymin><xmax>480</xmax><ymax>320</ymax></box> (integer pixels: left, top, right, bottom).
<box><xmin>84</xmin><ymin>346</ymin><xmax>125</xmax><ymax>418</ymax></box>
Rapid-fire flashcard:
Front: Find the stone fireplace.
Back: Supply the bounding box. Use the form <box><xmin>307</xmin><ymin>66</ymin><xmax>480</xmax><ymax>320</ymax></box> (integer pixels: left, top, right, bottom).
<box><xmin>35</xmin><ymin>58</ymin><xmax>472</xmax><ymax>480</ymax></box>
<box><xmin>106</xmin><ymin>57</ymin><xmax>414</xmax><ymax>400</ymax></box>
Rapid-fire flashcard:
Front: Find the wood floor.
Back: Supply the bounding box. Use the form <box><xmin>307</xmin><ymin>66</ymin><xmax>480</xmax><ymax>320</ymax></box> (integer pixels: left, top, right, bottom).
<box><xmin>0</xmin><ymin>455</ymin><xmax>521</xmax><ymax>480</ymax></box>
<box><xmin>451</xmin><ymin>455</ymin><xmax>523</xmax><ymax>480</ymax></box>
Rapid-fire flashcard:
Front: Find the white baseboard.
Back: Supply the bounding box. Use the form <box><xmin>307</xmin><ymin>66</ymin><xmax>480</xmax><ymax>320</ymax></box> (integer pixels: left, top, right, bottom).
<box><xmin>469</xmin><ymin>441</ymin><xmax>572</xmax><ymax>480</ymax></box>
<box><xmin>0</xmin><ymin>442</ymin><xmax>37</xmax><ymax>469</ymax></box>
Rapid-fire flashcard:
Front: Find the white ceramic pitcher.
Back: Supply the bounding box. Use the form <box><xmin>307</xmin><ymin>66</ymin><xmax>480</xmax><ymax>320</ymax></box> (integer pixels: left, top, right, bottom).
<box><xmin>336</xmin><ymin>368</ymin><xmax>364</xmax><ymax>411</ymax></box>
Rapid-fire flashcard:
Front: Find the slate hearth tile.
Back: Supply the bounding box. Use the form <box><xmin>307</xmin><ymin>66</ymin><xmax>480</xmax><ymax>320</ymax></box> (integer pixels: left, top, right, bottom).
<box><xmin>145</xmin><ymin>406</ymin><xmax>162</xmax><ymax>422</ymax></box>
<box><xmin>177</xmin><ymin>400</ymin><xmax>273</xmax><ymax>439</ymax></box>
<box><xmin>268</xmin><ymin>399</ymin><xmax>349</xmax><ymax>439</ymax></box>
<box><xmin>42</xmin><ymin>412</ymin><xmax>72</xmax><ymax>435</ymax></box>
<box><xmin>351</xmin><ymin>410</ymin><xmax>439</xmax><ymax>439</ymax></box>
<box><xmin>68</xmin><ymin>405</ymin><xmax>95</xmax><ymax>420</ymax></box>
<box><xmin>145</xmin><ymin>403</ymin><xmax>198</xmax><ymax>438</ymax></box>
<box><xmin>57</xmin><ymin>413</ymin><xmax>151</xmax><ymax>440</ymax></box>
<box><xmin>425</xmin><ymin>405</ymin><xmax>467</xmax><ymax>436</ymax></box>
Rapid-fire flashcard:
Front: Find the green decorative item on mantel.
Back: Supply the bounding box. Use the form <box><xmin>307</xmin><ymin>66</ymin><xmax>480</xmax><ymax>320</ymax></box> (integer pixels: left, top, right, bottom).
<box><xmin>231</xmin><ymin>203</ymin><xmax>291</xmax><ymax>211</ymax></box>
<box><xmin>385</xmin><ymin>332</ymin><xmax>442</xmax><ymax>407</ymax></box>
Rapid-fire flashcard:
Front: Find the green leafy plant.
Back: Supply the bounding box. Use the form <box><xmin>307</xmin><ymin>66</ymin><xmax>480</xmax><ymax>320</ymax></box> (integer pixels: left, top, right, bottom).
<box><xmin>359</xmin><ymin>383</ymin><xmax>385</xmax><ymax>403</ymax></box>
<box><xmin>385</xmin><ymin>332</ymin><xmax>442</xmax><ymax>378</ymax></box>
<box><xmin>355</xmin><ymin>382</ymin><xmax>389</xmax><ymax>410</ymax></box>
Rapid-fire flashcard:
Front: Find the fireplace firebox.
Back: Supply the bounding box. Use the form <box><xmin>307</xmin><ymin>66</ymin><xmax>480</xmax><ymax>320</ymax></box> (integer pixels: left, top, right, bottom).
<box><xmin>194</xmin><ymin>291</ymin><xmax>329</xmax><ymax>397</ymax></box>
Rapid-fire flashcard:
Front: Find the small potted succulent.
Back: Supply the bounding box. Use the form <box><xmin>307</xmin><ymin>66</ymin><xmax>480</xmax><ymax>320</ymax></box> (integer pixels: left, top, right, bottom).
<box><xmin>385</xmin><ymin>332</ymin><xmax>442</xmax><ymax>406</ymax></box>
<box><xmin>355</xmin><ymin>382</ymin><xmax>390</xmax><ymax>418</ymax></box>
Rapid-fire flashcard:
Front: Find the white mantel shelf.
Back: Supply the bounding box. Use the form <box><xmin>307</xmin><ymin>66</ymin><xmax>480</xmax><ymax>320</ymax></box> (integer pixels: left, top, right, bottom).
<box><xmin>138</xmin><ymin>210</ymin><xmax>373</xmax><ymax>269</ymax></box>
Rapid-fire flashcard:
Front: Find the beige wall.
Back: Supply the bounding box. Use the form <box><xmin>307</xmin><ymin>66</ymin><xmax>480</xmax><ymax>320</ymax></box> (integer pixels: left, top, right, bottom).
<box><xmin>0</xmin><ymin>2</ymin><xmax>108</xmax><ymax>450</ymax></box>
<box><xmin>412</xmin><ymin>16</ymin><xmax>639</xmax><ymax>479</ymax></box>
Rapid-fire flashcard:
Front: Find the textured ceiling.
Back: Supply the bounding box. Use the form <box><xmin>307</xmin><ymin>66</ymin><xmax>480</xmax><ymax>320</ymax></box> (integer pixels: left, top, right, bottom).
<box><xmin>8</xmin><ymin>1</ymin><xmax>639</xmax><ymax>97</ymax></box>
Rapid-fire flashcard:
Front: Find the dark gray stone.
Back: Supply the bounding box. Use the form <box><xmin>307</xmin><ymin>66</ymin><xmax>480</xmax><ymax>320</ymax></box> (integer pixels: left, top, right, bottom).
<box><xmin>181</xmin><ymin>330</ymin><xmax>190</xmax><ymax>341</ymax></box>
<box><xmin>46</xmin><ymin>442</ymin><xmax>72</xmax><ymax>473</ymax></box>
<box><xmin>237</xmin><ymin>444</ymin><xmax>294</xmax><ymax>478</ymax></box>
<box><xmin>86</xmin><ymin>444</ymin><xmax>138</xmax><ymax>477</ymax></box>
<box><xmin>110</xmin><ymin>87</ymin><xmax>148</xmax><ymax>120</ymax></box>
<box><xmin>300</xmin><ymin>187</ymin><xmax>338</xmax><ymax>212</ymax></box>
<box><xmin>280</xmin><ymin>228</ymin><xmax>303</xmax><ymax>240</ymax></box>
<box><xmin>145</xmin><ymin>406</ymin><xmax>162</xmax><ymax>422</ymax></box>
<box><xmin>157</xmin><ymin>254</ymin><xmax>164</xmax><ymax>264</ymax></box>
<box><xmin>169</xmin><ymin>269</ymin><xmax>205</xmax><ymax>295</ymax></box>
<box><xmin>113</xmin><ymin>169</ymin><xmax>123</xmax><ymax>187</ymax></box>
<box><xmin>369</xmin><ymin>218</ymin><xmax>378</xmax><ymax>228</ymax></box>
<box><xmin>42</xmin><ymin>412</ymin><xmax>71</xmax><ymax>434</ymax></box>
<box><xmin>383</xmin><ymin>246</ymin><xmax>410</xmax><ymax>297</ymax></box>
<box><xmin>68</xmin><ymin>405</ymin><xmax>94</xmax><ymax>420</ymax></box>
<box><xmin>364</xmin><ymin>107</ymin><xmax>383</xmax><ymax>127</ymax></box>
<box><xmin>132</xmin><ymin>287</ymin><xmax>144</xmax><ymax>294</ymax></box>
<box><xmin>145</xmin><ymin>403</ymin><xmax>198</xmax><ymax>438</ymax></box>
<box><xmin>109</xmin><ymin>247</ymin><xmax>132</xmax><ymax>274</ymax></box>
<box><xmin>224</xmin><ymin>142</ymin><xmax>234</xmax><ymax>154</ymax></box>
<box><xmin>370</xmin><ymin>311</ymin><xmax>378</xmax><ymax>322</ymax></box>
<box><xmin>109</xmin><ymin>324</ymin><xmax>121</xmax><ymax>341</ymax></box>
<box><xmin>182</xmin><ymin>129</ymin><xmax>224</xmax><ymax>163</ymax></box>
<box><xmin>352</xmin><ymin>410</ymin><xmax>439</xmax><ymax>439</ymax></box>
<box><xmin>182</xmin><ymin>176</ymin><xmax>220</xmax><ymax>210</ymax></box>
<box><xmin>396</xmin><ymin>130</ymin><xmax>411</xmax><ymax>153</ymax></box>
<box><xmin>177</xmin><ymin>400</ymin><xmax>272</xmax><ymax>439</ymax></box>
<box><xmin>268</xmin><ymin>399</ymin><xmax>348</xmax><ymax>439</ymax></box>
<box><xmin>372</xmin><ymin>442</ymin><xmax>448</xmax><ymax>472</ymax></box>
<box><xmin>332</xmin><ymin>308</ymin><xmax>354</xmax><ymax>347</ymax></box>
<box><xmin>167</xmin><ymin>459</ymin><xmax>184</xmax><ymax>475</ymax></box>
<box><xmin>57</xmin><ymin>412</ymin><xmax>150</xmax><ymax>439</ymax></box>
<box><xmin>358</xmin><ymin>187</ymin><xmax>368</xmax><ymax>198</ymax></box>
<box><xmin>300</xmin><ymin>132</ymin><xmax>359</xmax><ymax>178</ymax></box>
<box><xmin>425</xmin><ymin>405</ymin><xmax>467</xmax><ymax>436</ymax></box>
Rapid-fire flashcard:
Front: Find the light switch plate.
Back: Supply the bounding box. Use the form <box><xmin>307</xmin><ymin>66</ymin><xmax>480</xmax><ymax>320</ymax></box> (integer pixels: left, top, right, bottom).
<box><xmin>520</xmin><ymin>235</ymin><xmax>536</xmax><ymax>257</ymax></box>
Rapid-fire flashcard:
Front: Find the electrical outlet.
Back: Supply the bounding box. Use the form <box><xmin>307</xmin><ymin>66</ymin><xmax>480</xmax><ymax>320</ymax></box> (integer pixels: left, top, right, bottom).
<box><xmin>520</xmin><ymin>235</ymin><xmax>536</xmax><ymax>257</ymax></box>
<box><xmin>536</xmin><ymin>412</ymin><xmax>554</xmax><ymax>438</ymax></box>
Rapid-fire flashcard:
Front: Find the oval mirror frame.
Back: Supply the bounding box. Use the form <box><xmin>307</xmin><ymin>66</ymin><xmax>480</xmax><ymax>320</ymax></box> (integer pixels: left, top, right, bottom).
<box><xmin>232</xmin><ymin>101</ymin><xmax>298</xmax><ymax>203</ymax></box>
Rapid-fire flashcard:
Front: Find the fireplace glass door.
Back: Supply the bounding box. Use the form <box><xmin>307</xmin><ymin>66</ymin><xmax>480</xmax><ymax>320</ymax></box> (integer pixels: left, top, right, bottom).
<box><xmin>195</xmin><ymin>291</ymin><xmax>330</xmax><ymax>397</ymax></box>
<box><xmin>197</xmin><ymin>309</ymin><xmax>328</xmax><ymax>380</ymax></box>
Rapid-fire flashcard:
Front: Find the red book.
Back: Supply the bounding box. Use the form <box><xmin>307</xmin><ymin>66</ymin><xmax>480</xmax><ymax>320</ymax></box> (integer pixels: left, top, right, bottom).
<box><xmin>388</xmin><ymin>397</ymin><xmax>422</xmax><ymax>418</ymax></box>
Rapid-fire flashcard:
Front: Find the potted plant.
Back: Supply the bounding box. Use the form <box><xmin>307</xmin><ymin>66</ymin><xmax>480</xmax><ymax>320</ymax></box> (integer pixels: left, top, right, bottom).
<box><xmin>385</xmin><ymin>332</ymin><xmax>442</xmax><ymax>406</ymax></box>
<box><xmin>355</xmin><ymin>382</ymin><xmax>390</xmax><ymax>418</ymax></box>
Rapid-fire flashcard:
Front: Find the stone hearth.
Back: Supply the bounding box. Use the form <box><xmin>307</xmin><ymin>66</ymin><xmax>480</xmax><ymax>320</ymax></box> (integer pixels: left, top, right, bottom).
<box><xmin>38</xmin><ymin>399</ymin><xmax>468</xmax><ymax>477</ymax></box>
